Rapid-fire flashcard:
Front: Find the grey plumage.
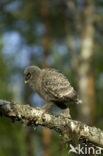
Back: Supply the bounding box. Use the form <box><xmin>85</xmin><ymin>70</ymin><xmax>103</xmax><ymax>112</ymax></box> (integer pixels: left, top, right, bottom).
<box><xmin>24</xmin><ymin>65</ymin><xmax>78</xmax><ymax>110</ymax></box>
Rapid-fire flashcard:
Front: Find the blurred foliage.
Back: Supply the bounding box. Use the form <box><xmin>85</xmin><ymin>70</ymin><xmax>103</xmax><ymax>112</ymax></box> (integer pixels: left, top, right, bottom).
<box><xmin>0</xmin><ymin>0</ymin><xmax>103</xmax><ymax>156</ymax></box>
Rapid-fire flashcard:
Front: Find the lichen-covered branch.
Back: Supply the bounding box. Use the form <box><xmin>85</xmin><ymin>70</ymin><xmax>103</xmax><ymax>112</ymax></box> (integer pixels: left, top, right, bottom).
<box><xmin>0</xmin><ymin>99</ymin><xmax>103</xmax><ymax>148</ymax></box>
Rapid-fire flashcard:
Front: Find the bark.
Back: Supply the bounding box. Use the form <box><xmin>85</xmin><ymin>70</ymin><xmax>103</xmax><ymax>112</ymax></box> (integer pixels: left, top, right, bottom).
<box><xmin>78</xmin><ymin>0</ymin><xmax>95</xmax><ymax>125</ymax></box>
<box><xmin>41</xmin><ymin>1</ymin><xmax>51</xmax><ymax>155</ymax></box>
<box><xmin>0</xmin><ymin>99</ymin><xmax>103</xmax><ymax>149</ymax></box>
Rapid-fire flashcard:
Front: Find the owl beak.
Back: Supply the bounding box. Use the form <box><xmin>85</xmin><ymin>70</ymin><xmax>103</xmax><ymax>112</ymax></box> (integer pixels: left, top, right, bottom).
<box><xmin>24</xmin><ymin>80</ymin><xmax>28</xmax><ymax>84</ymax></box>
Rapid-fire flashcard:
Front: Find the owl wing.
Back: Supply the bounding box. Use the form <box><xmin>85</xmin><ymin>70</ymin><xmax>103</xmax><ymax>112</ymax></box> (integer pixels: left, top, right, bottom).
<box><xmin>41</xmin><ymin>69</ymin><xmax>76</xmax><ymax>101</ymax></box>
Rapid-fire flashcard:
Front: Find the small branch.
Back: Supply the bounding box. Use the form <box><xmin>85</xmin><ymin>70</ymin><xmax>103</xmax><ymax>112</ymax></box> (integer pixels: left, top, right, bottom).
<box><xmin>0</xmin><ymin>99</ymin><xmax>103</xmax><ymax>148</ymax></box>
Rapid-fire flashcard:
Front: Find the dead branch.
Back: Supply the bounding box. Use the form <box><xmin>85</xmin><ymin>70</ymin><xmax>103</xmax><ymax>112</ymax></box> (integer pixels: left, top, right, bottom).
<box><xmin>0</xmin><ymin>99</ymin><xmax>103</xmax><ymax>148</ymax></box>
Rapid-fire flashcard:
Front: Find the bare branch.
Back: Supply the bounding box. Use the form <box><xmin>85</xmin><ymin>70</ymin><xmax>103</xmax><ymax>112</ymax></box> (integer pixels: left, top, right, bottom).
<box><xmin>0</xmin><ymin>99</ymin><xmax>103</xmax><ymax>148</ymax></box>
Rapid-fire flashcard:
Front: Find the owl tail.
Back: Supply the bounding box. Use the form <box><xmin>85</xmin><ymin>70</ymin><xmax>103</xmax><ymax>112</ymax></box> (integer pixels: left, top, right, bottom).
<box><xmin>75</xmin><ymin>95</ymin><xmax>82</xmax><ymax>105</ymax></box>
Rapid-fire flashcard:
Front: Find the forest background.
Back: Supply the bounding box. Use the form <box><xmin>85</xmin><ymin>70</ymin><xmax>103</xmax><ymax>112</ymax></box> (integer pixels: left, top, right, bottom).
<box><xmin>0</xmin><ymin>0</ymin><xmax>103</xmax><ymax>156</ymax></box>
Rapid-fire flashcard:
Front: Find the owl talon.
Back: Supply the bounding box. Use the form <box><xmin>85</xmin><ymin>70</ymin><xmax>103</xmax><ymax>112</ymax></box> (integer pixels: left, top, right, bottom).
<box><xmin>35</xmin><ymin>107</ymin><xmax>41</xmax><ymax>110</ymax></box>
<box><xmin>60</xmin><ymin>113</ymin><xmax>71</xmax><ymax>119</ymax></box>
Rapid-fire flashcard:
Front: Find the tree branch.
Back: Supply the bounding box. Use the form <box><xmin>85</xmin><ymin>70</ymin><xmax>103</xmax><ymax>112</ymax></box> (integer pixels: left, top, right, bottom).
<box><xmin>0</xmin><ymin>99</ymin><xmax>103</xmax><ymax>148</ymax></box>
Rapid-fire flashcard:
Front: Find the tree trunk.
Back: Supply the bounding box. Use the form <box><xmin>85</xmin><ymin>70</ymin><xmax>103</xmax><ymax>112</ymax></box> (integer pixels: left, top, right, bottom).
<box><xmin>41</xmin><ymin>1</ymin><xmax>51</xmax><ymax>156</ymax></box>
<box><xmin>78</xmin><ymin>0</ymin><xmax>95</xmax><ymax>125</ymax></box>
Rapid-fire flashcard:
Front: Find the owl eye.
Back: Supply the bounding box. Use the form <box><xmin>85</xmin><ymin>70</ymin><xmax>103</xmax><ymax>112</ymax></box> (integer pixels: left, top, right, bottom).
<box><xmin>25</xmin><ymin>73</ymin><xmax>31</xmax><ymax>81</ymax></box>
